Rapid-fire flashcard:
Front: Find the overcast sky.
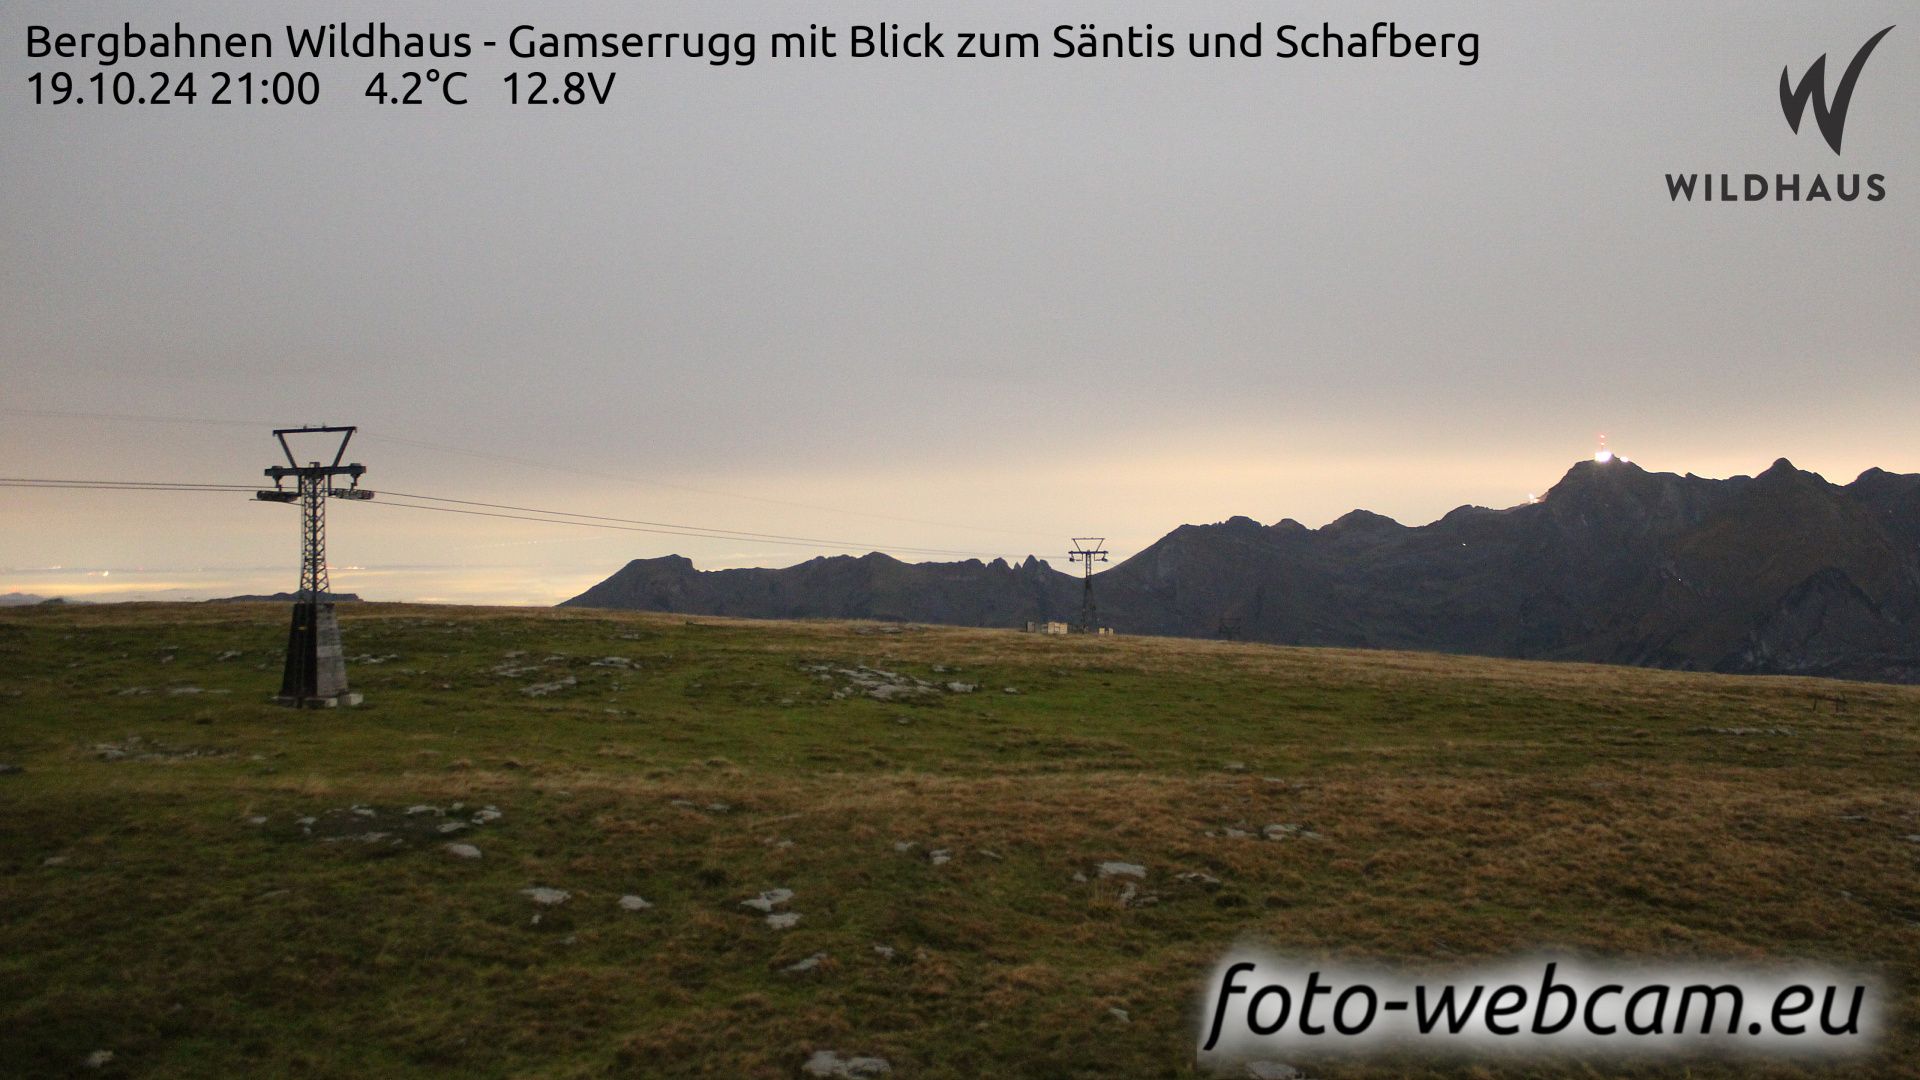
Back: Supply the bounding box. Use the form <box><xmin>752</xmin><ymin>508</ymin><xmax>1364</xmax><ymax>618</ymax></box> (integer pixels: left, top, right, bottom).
<box><xmin>3</xmin><ymin>0</ymin><xmax>1916</xmax><ymax>604</ymax></box>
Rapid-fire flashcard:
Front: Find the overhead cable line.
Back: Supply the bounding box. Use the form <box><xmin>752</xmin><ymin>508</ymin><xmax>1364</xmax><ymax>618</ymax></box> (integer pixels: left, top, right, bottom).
<box><xmin>0</xmin><ymin>477</ymin><xmax>1031</xmax><ymax>561</ymax></box>
<box><xmin>0</xmin><ymin>406</ymin><xmax>1034</xmax><ymax>538</ymax></box>
<box><xmin>372</xmin><ymin>488</ymin><xmax>999</xmax><ymax>557</ymax></box>
<box><xmin>363</xmin><ymin>499</ymin><xmax>1015</xmax><ymax>558</ymax></box>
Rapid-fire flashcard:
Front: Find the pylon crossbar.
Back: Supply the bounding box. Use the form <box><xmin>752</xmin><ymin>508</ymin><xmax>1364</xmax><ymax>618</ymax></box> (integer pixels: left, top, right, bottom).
<box><xmin>273</xmin><ymin>425</ymin><xmax>356</xmax><ymax>469</ymax></box>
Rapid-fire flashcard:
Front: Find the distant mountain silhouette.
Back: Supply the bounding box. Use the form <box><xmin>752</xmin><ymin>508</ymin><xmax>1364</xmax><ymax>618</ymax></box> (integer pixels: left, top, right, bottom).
<box><xmin>562</xmin><ymin>459</ymin><xmax>1920</xmax><ymax>683</ymax></box>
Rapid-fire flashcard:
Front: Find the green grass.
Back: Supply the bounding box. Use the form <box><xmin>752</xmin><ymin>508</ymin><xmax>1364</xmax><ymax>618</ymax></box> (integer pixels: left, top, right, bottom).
<box><xmin>2</xmin><ymin>602</ymin><xmax>1918</xmax><ymax>1078</ymax></box>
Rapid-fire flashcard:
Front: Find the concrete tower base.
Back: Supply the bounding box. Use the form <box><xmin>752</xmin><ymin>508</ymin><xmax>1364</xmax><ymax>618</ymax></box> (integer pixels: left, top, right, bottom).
<box><xmin>274</xmin><ymin>601</ymin><xmax>361</xmax><ymax>708</ymax></box>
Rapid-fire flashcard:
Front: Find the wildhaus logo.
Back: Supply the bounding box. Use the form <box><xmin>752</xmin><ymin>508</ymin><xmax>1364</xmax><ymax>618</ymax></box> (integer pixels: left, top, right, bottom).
<box><xmin>1667</xmin><ymin>25</ymin><xmax>1893</xmax><ymax>203</ymax></box>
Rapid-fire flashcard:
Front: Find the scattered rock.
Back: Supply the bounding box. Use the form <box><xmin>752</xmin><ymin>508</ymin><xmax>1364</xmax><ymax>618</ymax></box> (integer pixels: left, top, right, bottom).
<box><xmin>892</xmin><ymin>841</ymin><xmax>918</xmax><ymax>853</ymax></box>
<box><xmin>1263</xmin><ymin>823</ymin><xmax>1301</xmax><ymax>841</ymax></box>
<box><xmin>405</xmin><ymin>804</ymin><xmax>441</xmax><ymax>816</ymax></box>
<box><xmin>976</xmin><ymin>848</ymin><xmax>1003</xmax><ymax>861</ymax></box>
<box><xmin>522</xmin><ymin>676</ymin><xmax>577</xmax><ymax>698</ymax></box>
<box><xmin>1691</xmin><ymin>725</ymin><xmax>1794</xmax><ymax>736</ymax></box>
<box><xmin>243</xmin><ymin>815</ymin><xmax>268</xmax><ymax>827</ymax></box>
<box><xmin>590</xmin><ymin>656</ymin><xmax>634</xmax><ymax>668</ymax></box>
<box><xmin>928</xmin><ymin>849</ymin><xmax>952</xmax><ymax>866</ymax></box>
<box><xmin>872</xmin><ymin>944</ymin><xmax>898</xmax><ymax>961</ymax></box>
<box><xmin>1002</xmin><ymin>687</ymin><xmax>1021</xmax><ymax>695</ymax></box>
<box><xmin>471</xmin><ymin>807</ymin><xmax>503</xmax><ymax>825</ymax></box>
<box><xmin>1177</xmin><ymin>871</ymin><xmax>1222</xmax><ymax>888</ymax></box>
<box><xmin>437</xmin><ymin>821</ymin><xmax>469</xmax><ymax>835</ymax></box>
<box><xmin>803</xmin><ymin>661</ymin><xmax>985</xmax><ymax>703</ymax></box>
<box><xmin>43</xmin><ymin>855</ymin><xmax>69</xmax><ymax>867</ymax></box>
<box><xmin>1223</xmin><ymin>761</ymin><xmax>1249</xmax><ymax>773</ymax></box>
<box><xmin>1108</xmin><ymin>1006</ymin><xmax>1131</xmax><ymax>1022</ymax></box>
<box><xmin>766</xmin><ymin>912</ymin><xmax>801</xmax><ymax>930</ymax></box>
<box><xmin>868</xmin><ymin>682</ymin><xmax>933</xmax><ymax>702</ymax></box>
<box><xmin>445</xmin><ymin>843</ymin><xmax>482</xmax><ymax>859</ymax></box>
<box><xmin>1096</xmin><ymin>861</ymin><xmax>1146</xmax><ymax>880</ymax></box>
<box><xmin>784</xmin><ymin>952</ymin><xmax>828</xmax><ymax>974</ymax></box>
<box><xmin>93</xmin><ymin>736</ymin><xmax>228</xmax><ymax>762</ymax></box>
<box><xmin>82</xmin><ymin>1050</ymin><xmax>114</xmax><ymax>1069</ymax></box>
<box><xmin>1243</xmin><ymin>1062</ymin><xmax>1304</xmax><ymax>1080</ymax></box>
<box><xmin>520</xmin><ymin>886</ymin><xmax>570</xmax><ymax>906</ymax></box>
<box><xmin>618</xmin><ymin>894</ymin><xmax>652</xmax><ymax>911</ymax></box>
<box><xmin>802</xmin><ymin>1050</ymin><xmax>891</xmax><ymax>1078</ymax></box>
<box><xmin>742</xmin><ymin>888</ymin><xmax>795</xmax><ymax>913</ymax></box>
<box><xmin>215</xmin><ymin>650</ymin><xmax>243</xmax><ymax>661</ymax></box>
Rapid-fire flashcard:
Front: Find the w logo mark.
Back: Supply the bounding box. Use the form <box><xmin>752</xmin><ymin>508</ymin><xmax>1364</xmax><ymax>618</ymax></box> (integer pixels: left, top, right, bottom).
<box><xmin>1780</xmin><ymin>26</ymin><xmax>1894</xmax><ymax>154</ymax></box>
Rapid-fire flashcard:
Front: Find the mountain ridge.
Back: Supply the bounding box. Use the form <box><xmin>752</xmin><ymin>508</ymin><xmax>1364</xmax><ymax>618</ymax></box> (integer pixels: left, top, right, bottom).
<box><xmin>562</xmin><ymin>459</ymin><xmax>1920</xmax><ymax>683</ymax></box>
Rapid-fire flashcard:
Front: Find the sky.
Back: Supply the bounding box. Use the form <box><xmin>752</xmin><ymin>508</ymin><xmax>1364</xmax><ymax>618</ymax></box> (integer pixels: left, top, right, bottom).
<box><xmin>3</xmin><ymin>0</ymin><xmax>1916</xmax><ymax>604</ymax></box>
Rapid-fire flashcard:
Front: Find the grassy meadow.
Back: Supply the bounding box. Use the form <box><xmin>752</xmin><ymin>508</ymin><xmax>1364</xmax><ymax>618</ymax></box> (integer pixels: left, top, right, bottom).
<box><xmin>2</xmin><ymin>601</ymin><xmax>1917</xmax><ymax>1078</ymax></box>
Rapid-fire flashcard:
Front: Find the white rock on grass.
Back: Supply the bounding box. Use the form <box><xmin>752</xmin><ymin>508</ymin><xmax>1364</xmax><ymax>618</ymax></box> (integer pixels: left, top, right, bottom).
<box><xmin>802</xmin><ymin>1050</ymin><xmax>891</xmax><ymax>1078</ymax></box>
<box><xmin>1243</xmin><ymin>1062</ymin><xmax>1303</xmax><ymax>1080</ymax></box>
<box><xmin>82</xmin><ymin>1050</ymin><xmax>114</xmax><ymax>1069</ymax></box>
<box><xmin>445</xmin><ymin>843</ymin><xmax>482</xmax><ymax>859</ymax></box>
<box><xmin>741</xmin><ymin>888</ymin><xmax>795</xmax><ymax>913</ymax></box>
<box><xmin>1096</xmin><ymin>861</ymin><xmax>1146</xmax><ymax>880</ymax></box>
<box><xmin>521</xmin><ymin>676</ymin><xmax>577</xmax><ymax>698</ymax></box>
<box><xmin>618</xmin><ymin>894</ymin><xmax>652</xmax><ymax>911</ymax></box>
<box><xmin>928</xmin><ymin>849</ymin><xmax>952</xmax><ymax>866</ymax></box>
<box><xmin>766</xmin><ymin>912</ymin><xmax>801</xmax><ymax>930</ymax></box>
<box><xmin>784</xmin><ymin>952</ymin><xmax>828</xmax><ymax>974</ymax></box>
<box><xmin>521</xmin><ymin>886</ymin><xmax>570</xmax><ymax>905</ymax></box>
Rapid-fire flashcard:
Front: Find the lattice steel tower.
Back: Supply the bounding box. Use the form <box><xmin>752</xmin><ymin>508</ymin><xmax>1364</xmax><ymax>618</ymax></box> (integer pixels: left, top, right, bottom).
<box><xmin>1068</xmin><ymin>537</ymin><xmax>1109</xmax><ymax>634</ymax></box>
<box><xmin>256</xmin><ymin>426</ymin><xmax>371</xmax><ymax>707</ymax></box>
